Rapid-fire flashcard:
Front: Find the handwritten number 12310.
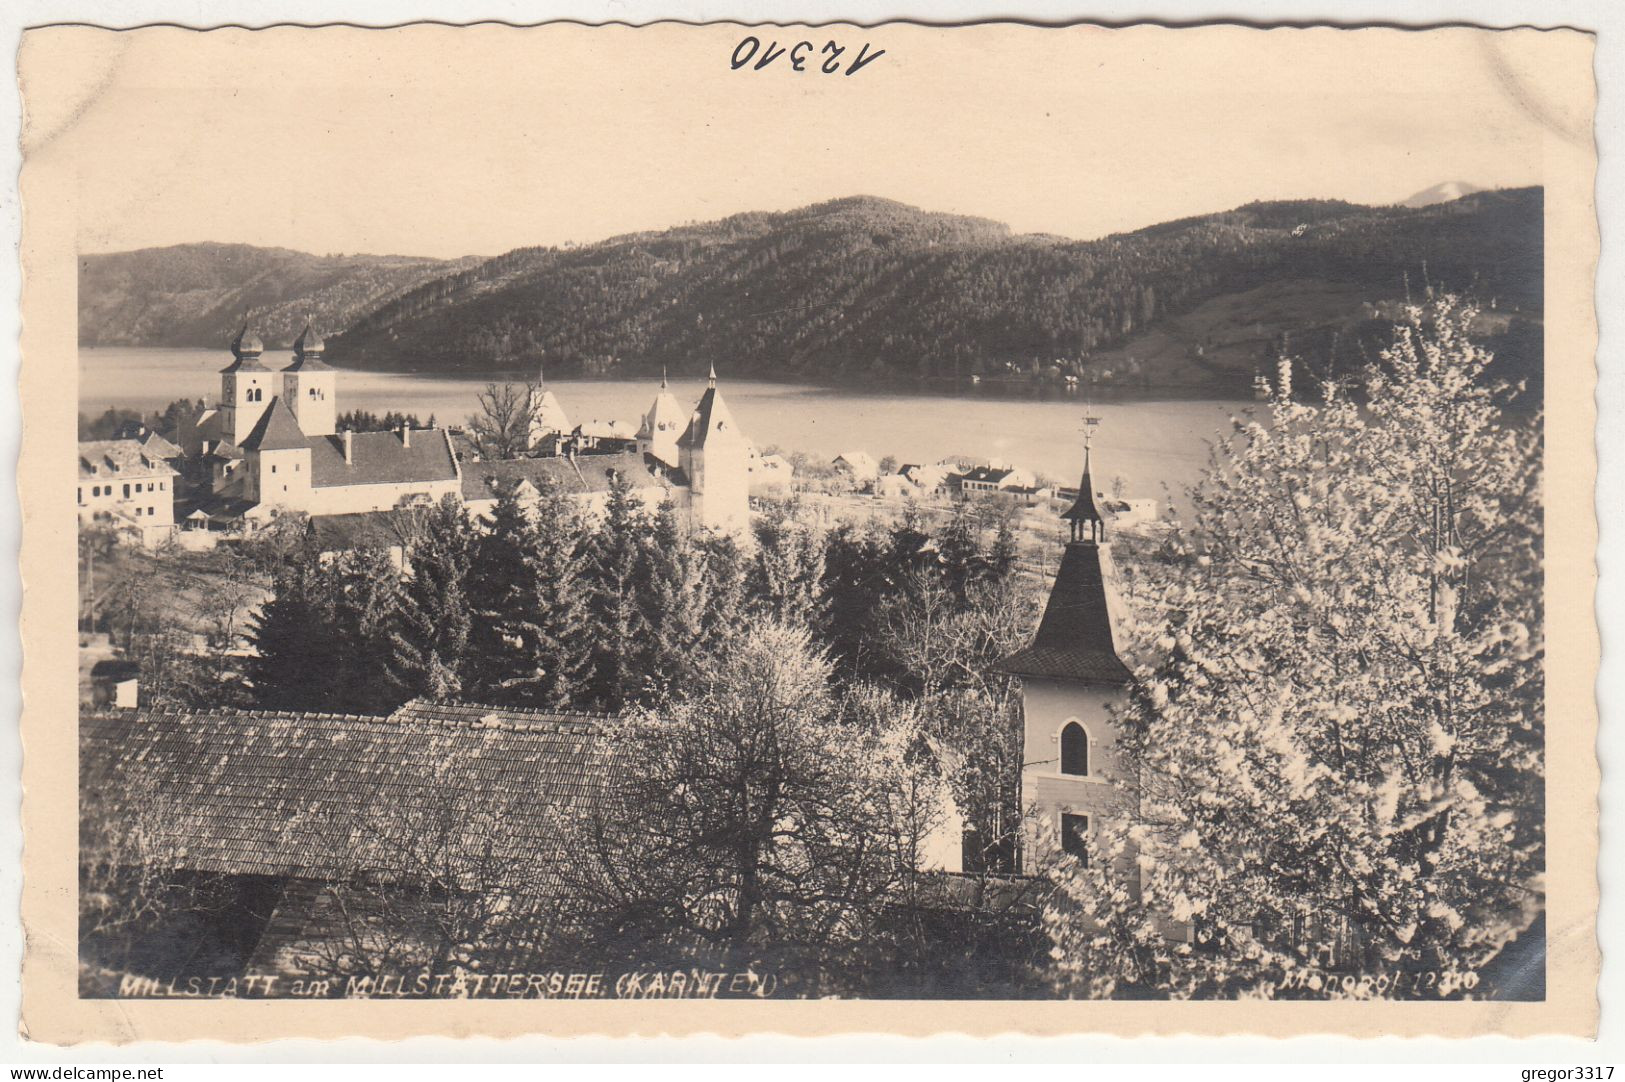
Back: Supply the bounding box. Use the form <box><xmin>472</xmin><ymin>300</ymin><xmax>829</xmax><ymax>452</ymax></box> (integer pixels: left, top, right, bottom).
<box><xmin>731</xmin><ymin>37</ymin><xmax>886</xmax><ymax>76</ymax></box>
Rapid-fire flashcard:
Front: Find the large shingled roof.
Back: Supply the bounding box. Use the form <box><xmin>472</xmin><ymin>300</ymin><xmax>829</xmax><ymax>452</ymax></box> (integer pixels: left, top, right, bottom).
<box><xmin>460</xmin><ymin>452</ymin><xmax>665</xmax><ymax>502</ymax></box>
<box><xmin>80</xmin><ymin>699</ymin><xmax>616</xmax><ymax>891</ymax></box>
<box><xmin>308</xmin><ymin>429</ymin><xmax>460</xmax><ymax>489</ymax></box>
<box><xmin>1000</xmin><ymin>542</ymin><xmax>1132</xmax><ymax>685</ymax></box>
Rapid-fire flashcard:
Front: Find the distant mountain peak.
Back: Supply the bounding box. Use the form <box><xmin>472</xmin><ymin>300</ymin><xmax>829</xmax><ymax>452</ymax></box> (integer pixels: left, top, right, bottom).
<box><xmin>1401</xmin><ymin>181</ymin><xmax>1486</xmax><ymax>208</ymax></box>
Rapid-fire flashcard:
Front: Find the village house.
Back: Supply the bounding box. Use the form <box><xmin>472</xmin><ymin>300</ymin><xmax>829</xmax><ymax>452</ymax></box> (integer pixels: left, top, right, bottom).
<box><xmin>956</xmin><ymin>463</ymin><xmax>1036</xmax><ymax>497</ymax></box>
<box><xmin>77</xmin><ymin>438</ymin><xmax>180</xmax><ymax>546</ymax></box>
<box><xmin>832</xmin><ymin>451</ymin><xmax>879</xmax><ymax>487</ymax></box>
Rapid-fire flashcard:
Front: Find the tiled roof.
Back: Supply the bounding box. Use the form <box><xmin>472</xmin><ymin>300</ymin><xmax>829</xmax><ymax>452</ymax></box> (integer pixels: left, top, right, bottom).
<box><xmin>78</xmin><ymin>439</ymin><xmax>179</xmax><ymax>480</ymax></box>
<box><xmin>1000</xmin><ymin>542</ymin><xmax>1132</xmax><ymax>685</ymax></box>
<box><xmin>307</xmin><ymin>429</ymin><xmax>459</xmax><ymax>489</ymax></box>
<box><xmin>460</xmin><ymin>452</ymin><xmax>663</xmax><ymax>502</ymax></box>
<box><xmin>80</xmin><ymin>699</ymin><xmax>615</xmax><ymax>889</ymax></box>
<box><xmin>239</xmin><ymin>397</ymin><xmax>309</xmax><ymax>453</ymax></box>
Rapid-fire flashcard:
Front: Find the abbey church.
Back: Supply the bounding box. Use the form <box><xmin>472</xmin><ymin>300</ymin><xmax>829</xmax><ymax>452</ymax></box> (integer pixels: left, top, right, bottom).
<box><xmin>175</xmin><ymin>324</ymin><xmax>757</xmax><ymax>538</ymax></box>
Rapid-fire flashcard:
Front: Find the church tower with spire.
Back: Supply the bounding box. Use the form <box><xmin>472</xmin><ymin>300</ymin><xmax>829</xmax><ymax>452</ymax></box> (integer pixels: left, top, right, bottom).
<box><xmin>677</xmin><ymin>364</ymin><xmax>751</xmax><ymax>538</ymax></box>
<box><xmin>220</xmin><ymin>322</ymin><xmax>274</xmax><ymax>447</ymax></box>
<box><xmin>282</xmin><ymin>320</ymin><xmax>337</xmax><ymax>437</ymax></box>
<box><xmin>526</xmin><ymin>362</ymin><xmax>572</xmax><ymax>451</ymax></box>
<box><xmin>1000</xmin><ymin>415</ymin><xmax>1135</xmax><ymax>873</ymax></box>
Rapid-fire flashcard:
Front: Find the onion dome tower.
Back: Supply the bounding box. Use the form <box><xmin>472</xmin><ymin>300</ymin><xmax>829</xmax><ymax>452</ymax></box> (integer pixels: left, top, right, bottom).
<box><xmin>219</xmin><ymin>321</ymin><xmax>274</xmax><ymax>447</ymax></box>
<box><xmin>282</xmin><ymin>319</ymin><xmax>337</xmax><ymax>437</ymax></box>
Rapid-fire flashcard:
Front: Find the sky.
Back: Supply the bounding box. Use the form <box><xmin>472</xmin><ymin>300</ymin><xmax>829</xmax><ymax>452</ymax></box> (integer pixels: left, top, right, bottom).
<box><xmin>21</xmin><ymin>23</ymin><xmax>1575</xmax><ymax>260</ymax></box>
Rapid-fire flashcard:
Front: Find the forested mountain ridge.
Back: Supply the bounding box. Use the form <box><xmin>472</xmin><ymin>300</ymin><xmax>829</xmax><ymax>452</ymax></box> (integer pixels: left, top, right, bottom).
<box><xmin>80</xmin><ymin>190</ymin><xmax>1542</xmax><ymax>393</ymax></box>
<box><xmin>78</xmin><ymin>243</ymin><xmax>481</xmax><ymax>349</ymax></box>
<box><xmin>327</xmin><ymin>189</ymin><xmax>1541</xmax><ymax>391</ymax></box>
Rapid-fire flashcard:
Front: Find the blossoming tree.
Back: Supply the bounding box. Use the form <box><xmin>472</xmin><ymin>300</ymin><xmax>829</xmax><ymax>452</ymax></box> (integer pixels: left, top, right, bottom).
<box><xmin>1047</xmin><ymin>297</ymin><xmax>1544</xmax><ymax>999</ymax></box>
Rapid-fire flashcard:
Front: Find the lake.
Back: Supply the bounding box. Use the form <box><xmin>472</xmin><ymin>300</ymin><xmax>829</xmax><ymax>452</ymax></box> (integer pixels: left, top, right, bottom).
<box><xmin>79</xmin><ymin>347</ymin><xmax>1251</xmax><ymax>503</ymax></box>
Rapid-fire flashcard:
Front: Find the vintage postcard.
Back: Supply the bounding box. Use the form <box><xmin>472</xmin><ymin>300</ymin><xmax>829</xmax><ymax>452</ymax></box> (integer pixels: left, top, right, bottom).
<box><xmin>16</xmin><ymin>21</ymin><xmax>1598</xmax><ymax>1042</ymax></box>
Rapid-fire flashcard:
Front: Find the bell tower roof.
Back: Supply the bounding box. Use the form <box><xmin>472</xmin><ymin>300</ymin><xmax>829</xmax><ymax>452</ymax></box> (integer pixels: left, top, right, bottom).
<box><xmin>1000</xmin><ymin>540</ymin><xmax>1131</xmax><ymax>685</ymax></box>
<box><xmin>221</xmin><ymin>321</ymin><xmax>269</xmax><ymax>373</ymax></box>
<box><xmin>1001</xmin><ymin>415</ymin><xmax>1129</xmax><ymax>684</ymax></box>
<box><xmin>1061</xmin><ymin>446</ymin><xmax>1108</xmax><ymax>528</ymax></box>
<box><xmin>1061</xmin><ymin>409</ymin><xmax>1108</xmax><ymax>544</ymax></box>
<box><xmin>285</xmin><ymin>319</ymin><xmax>332</xmax><ymax>372</ymax></box>
<box><xmin>679</xmin><ymin>367</ymin><xmax>740</xmax><ymax>449</ymax></box>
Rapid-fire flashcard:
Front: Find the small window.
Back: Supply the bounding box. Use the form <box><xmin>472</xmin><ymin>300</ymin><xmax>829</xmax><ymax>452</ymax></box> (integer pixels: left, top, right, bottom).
<box><xmin>1061</xmin><ymin>813</ymin><xmax>1090</xmax><ymax>866</ymax></box>
<box><xmin>122</xmin><ymin>483</ymin><xmax>131</xmax><ymax>499</ymax></box>
<box><xmin>77</xmin><ymin>487</ymin><xmax>83</xmax><ymax>504</ymax></box>
<box><xmin>159</xmin><ymin>481</ymin><xmax>166</xmax><ymax>491</ymax></box>
<box><xmin>134</xmin><ymin>506</ymin><xmax>143</xmax><ymax>517</ymax></box>
<box><xmin>294</xmin><ymin>463</ymin><xmax>300</xmax><ymax>472</ymax></box>
<box><xmin>1060</xmin><ymin>721</ymin><xmax>1089</xmax><ymax>776</ymax></box>
<box><xmin>271</xmin><ymin>464</ymin><xmax>277</xmax><ymax>474</ymax></box>
<box><xmin>148</xmin><ymin>506</ymin><xmax>155</xmax><ymax>516</ymax></box>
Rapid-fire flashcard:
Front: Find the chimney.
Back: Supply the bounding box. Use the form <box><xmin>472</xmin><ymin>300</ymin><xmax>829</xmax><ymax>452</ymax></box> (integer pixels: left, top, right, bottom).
<box><xmin>342</xmin><ymin>429</ymin><xmax>353</xmax><ymax>464</ymax></box>
<box><xmin>401</xmin><ymin>425</ymin><xmax>411</xmax><ymax>449</ymax></box>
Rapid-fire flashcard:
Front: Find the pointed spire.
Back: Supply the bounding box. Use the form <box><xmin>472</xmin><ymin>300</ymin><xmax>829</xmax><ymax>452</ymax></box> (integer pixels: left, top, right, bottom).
<box><xmin>537</xmin><ymin>358</ymin><xmax>547</xmax><ymax>388</ymax></box>
<box><xmin>708</xmin><ymin>361</ymin><xmax>717</xmax><ymax>389</ymax></box>
<box><xmin>661</xmin><ymin>365</ymin><xmax>668</xmax><ymax>390</ymax></box>
<box><xmin>1061</xmin><ymin>411</ymin><xmax>1107</xmax><ymax>544</ymax></box>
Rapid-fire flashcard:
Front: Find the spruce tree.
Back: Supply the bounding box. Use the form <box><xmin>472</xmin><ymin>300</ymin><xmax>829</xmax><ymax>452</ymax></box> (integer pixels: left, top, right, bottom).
<box><xmin>247</xmin><ymin>523</ymin><xmax>337</xmax><ymax>711</ymax></box>
<box><xmin>327</xmin><ymin>547</ymin><xmax>409</xmax><ymax>712</ymax></box>
<box><xmin>583</xmin><ymin>474</ymin><xmax>654</xmax><ymax>711</ymax></box>
<box><xmin>466</xmin><ymin>485</ymin><xmax>590</xmax><ymax>708</ymax></box>
<box><xmin>390</xmin><ymin>493</ymin><xmax>476</xmax><ymax>700</ymax></box>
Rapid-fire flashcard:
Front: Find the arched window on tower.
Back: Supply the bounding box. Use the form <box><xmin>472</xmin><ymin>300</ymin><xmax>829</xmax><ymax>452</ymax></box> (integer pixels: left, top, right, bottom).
<box><xmin>1060</xmin><ymin>721</ymin><xmax>1089</xmax><ymax>776</ymax></box>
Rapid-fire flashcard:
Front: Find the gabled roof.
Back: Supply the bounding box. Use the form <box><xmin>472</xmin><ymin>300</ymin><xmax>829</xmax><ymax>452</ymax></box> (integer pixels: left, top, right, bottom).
<box><xmin>239</xmin><ymin>396</ymin><xmax>309</xmax><ymax>453</ymax></box>
<box><xmin>1000</xmin><ymin>541</ymin><xmax>1132</xmax><ymax>685</ymax></box>
<box><xmin>80</xmin><ymin>699</ymin><xmax>614</xmax><ymax>889</ymax></box>
<box><xmin>140</xmin><ymin>430</ymin><xmax>184</xmax><ymax>460</ymax></box>
<box><xmin>307</xmin><ymin>428</ymin><xmax>459</xmax><ymax>488</ymax></box>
